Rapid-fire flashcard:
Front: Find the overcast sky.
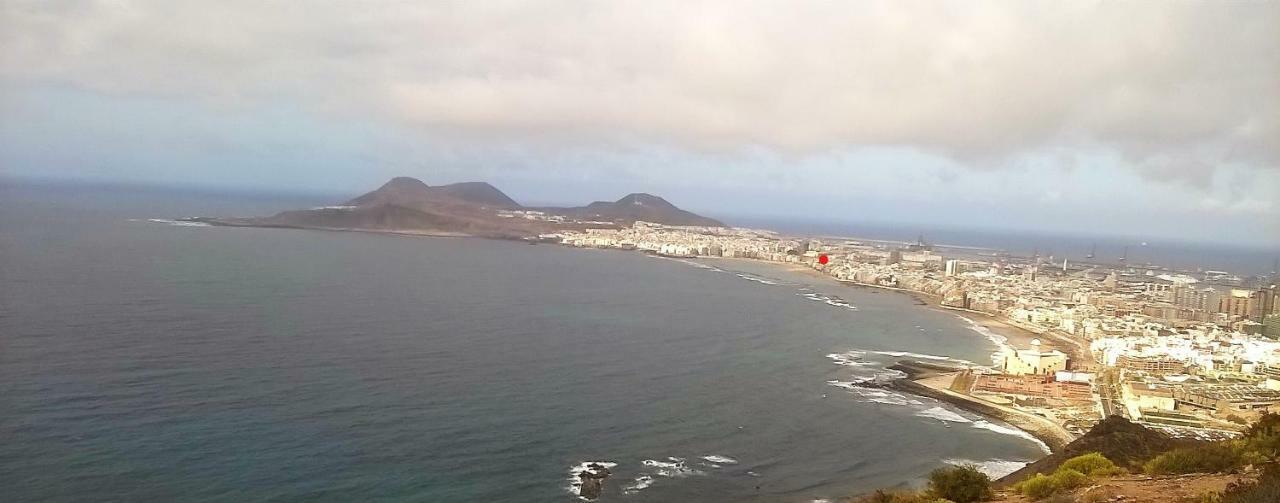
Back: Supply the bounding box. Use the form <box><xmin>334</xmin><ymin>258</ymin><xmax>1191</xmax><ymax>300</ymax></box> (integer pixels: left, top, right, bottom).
<box><xmin>2</xmin><ymin>1</ymin><xmax>1277</xmax><ymax>245</ymax></box>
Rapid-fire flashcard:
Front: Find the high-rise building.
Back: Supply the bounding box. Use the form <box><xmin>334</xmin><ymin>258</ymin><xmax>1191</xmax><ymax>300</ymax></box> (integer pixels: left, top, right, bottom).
<box><xmin>886</xmin><ymin>249</ymin><xmax>902</xmax><ymax>265</ymax></box>
<box><xmin>1172</xmin><ymin>285</ymin><xmax>1221</xmax><ymax>312</ymax></box>
<box><xmin>1261</xmin><ymin>285</ymin><xmax>1278</xmax><ymax>319</ymax></box>
<box><xmin>1222</xmin><ymin>289</ymin><xmax>1258</xmax><ymax>318</ymax></box>
<box><xmin>1264</xmin><ymin>314</ymin><xmax>1280</xmax><ymax>340</ymax></box>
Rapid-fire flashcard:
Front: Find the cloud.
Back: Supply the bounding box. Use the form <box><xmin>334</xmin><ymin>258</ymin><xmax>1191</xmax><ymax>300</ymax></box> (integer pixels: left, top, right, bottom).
<box><xmin>1</xmin><ymin>0</ymin><xmax>1277</xmax><ymax>184</ymax></box>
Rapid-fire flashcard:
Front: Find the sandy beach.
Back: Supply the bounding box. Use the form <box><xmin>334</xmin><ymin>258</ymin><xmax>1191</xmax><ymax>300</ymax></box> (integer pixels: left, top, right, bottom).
<box><xmin>708</xmin><ymin>257</ymin><xmax>1085</xmax><ymax>453</ymax></box>
<box><xmin>744</xmin><ymin>258</ymin><xmax>1085</xmax><ymax>362</ymax></box>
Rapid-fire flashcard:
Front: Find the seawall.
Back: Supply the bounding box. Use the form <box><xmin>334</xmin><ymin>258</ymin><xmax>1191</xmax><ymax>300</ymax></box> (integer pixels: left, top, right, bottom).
<box><xmin>889</xmin><ymin>362</ymin><xmax>1074</xmax><ymax>453</ymax></box>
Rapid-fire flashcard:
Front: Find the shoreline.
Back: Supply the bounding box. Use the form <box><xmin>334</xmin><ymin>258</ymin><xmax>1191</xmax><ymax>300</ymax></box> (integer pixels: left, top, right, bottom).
<box><xmin>890</xmin><ymin>362</ymin><xmax>1073</xmax><ymax>453</ymax></box>
<box><xmin>703</xmin><ymin>257</ymin><xmax>1080</xmax><ymax>456</ymax></box>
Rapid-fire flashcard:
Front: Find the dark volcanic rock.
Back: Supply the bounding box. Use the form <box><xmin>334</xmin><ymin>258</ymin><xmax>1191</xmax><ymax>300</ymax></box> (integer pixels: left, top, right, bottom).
<box><xmin>577</xmin><ymin>463</ymin><xmax>612</xmax><ymax>500</ymax></box>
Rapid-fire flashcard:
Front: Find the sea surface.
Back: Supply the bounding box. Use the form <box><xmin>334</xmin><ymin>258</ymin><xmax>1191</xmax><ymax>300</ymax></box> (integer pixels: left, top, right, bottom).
<box><xmin>1</xmin><ymin>183</ymin><xmax>1047</xmax><ymax>502</ymax></box>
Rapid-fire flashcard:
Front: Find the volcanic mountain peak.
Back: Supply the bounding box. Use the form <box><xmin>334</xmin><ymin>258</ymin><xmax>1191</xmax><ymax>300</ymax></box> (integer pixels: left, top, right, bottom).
<box><xmin>615</xmin><ymin>193</ymin><xmax>676</xmax><ymax>209</ymax></box>
<box><xmin>346</xmin><ymin>177</ymin><xmax>521</xmax><ymax>209</ymax></box>
<box><xmin>383</xmin><ymin>176</ymin><xmax>430</xmax><ymax>190</ymax></box>
<box><xmin>432</xmin><ymin>181</ymin><xmax>521</xmax><ymax>209</ymax></box>
<box><xmin>347</xmin><ymin>176</ymin><xmax>433</xmax><ymax>206</ymax></box>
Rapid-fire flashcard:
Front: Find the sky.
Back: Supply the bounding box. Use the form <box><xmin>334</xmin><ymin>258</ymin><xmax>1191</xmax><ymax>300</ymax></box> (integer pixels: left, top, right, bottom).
<box><xmin>1</xmin><ymin>1</ymin><xmax>1278</xmax><ymax>246</ymax></box>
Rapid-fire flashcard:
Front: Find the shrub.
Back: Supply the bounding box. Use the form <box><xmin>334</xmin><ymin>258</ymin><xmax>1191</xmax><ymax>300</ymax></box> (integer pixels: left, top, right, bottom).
<box><xmin>1243</xmin><ymin>412</ymin><xmax>1280</xmax><ymax>463</ymax></box>
<box><xmin>852</xmin><ymin>489</ymin><xmax>942</xmax><ymax>503</ymax></box>
<box><xmin>1143</xmin><ymin>443</ymin><xmax>1243</xmax><ymax>475</ymax></box>
<box><xmin>1015</xmin><ymin>469</ymin><xmax>1090</xmax><ymax>500</ymax></box>
<box><xmin>926</xmin><ymin>464</ymin><xmax>993</xmax><ymax>503</ymax></box>
<box><xmin>1059</xmin><ymin>452</ymin><xmax>1125</xmax><ymax>477</ymax></box>
<box><xmin>1048</xmin><ymin>469</ymin><xmax>1089</xmax><ymax>491</ymax></box>
<box><xmin>1014</xmin><ymin>473</ymin><xmax>1055</xmax><ymax>500</ymax></box>
<box><xmin>1216</xmin><ymin>464</ymin><xmax>1280</xmax><ymax>503</ymax></box>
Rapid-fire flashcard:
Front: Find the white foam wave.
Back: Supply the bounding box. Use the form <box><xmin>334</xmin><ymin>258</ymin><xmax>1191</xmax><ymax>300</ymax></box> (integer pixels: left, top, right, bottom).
<box><xmin>701</xmin><ymin>455</ymin><xmax>738</xmax><ymax>464</ymax></box>
<box><xmin>942</xmin><ymin>458</ymin><xmax>1029</xmax><ymax>479</ymax></box>
<box><xmin>868</xmin><ymin>395</ymin><xmax>923</xmax><ymax>406</ymax></box>
<box><xmin>622</xmin><ymin>475</ymin><xmax>654</xmax><ymax>494</ymax></box>
<box><xmin>825</xmin><ymin>352</ymin><xmax>873</xmax><ymax>367</ymax></box>
<box><xmin>642</xmin><ymin>457</ymin><xmax>702</xmax><ymax>478</ymax></box>
<box><xmin>146</xmin><ymin>218</ymin><xmax>210</xmax><ymax>227</ymax></box>
<box><xmin>972</xmin><ymin>420</ymin><xmax>1052</xmax><ymax>454</ymax></box>
<box><xmin>915</xmin><ymin>406</ymin><xmax>972</xmax><ymax>423</ymax></box>
<box><xmin>843</xmin><ymin>386</ymin><xmax>925</xmax><ymax>406</ymax></box>
<box><xmin>871</xmin><ymin>350</ymin><xmax>951</xmax><ymax>361</ymax></box>
<box><xmin>958</xmin><ymin>316</ymin><xmax>1014</xmax><ymax>367</ymax></box>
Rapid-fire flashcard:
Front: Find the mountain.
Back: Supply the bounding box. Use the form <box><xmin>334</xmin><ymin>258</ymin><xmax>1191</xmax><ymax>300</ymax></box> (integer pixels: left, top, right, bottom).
<box><xmin>192</xmin><ymin>177</ymin><xmax>725</xmax><ymax>236</ymax></box>
<box><xmin>430</xmin><ymin>182</ymin><xmax>521</xmax><ymax>209</ymax></box>
<box><xmin>346</xmin><ymin>177</ymin><xmax>521</xmax><ymax>209</ymax></box>
<box><xmin>551</xmin><ymin>193</ymin><xmax>726</xmax><ymax>227</ymax></box>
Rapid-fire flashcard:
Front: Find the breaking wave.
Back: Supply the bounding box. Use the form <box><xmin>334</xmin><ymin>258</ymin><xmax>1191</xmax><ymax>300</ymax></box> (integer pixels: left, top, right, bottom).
<box><xmin>701</xmin><ymin>455</ymin><xmax>738</xmax><ymax>464</ymax></box>
<box><xmin>915</xmin><ymin>406</ymin><xmax>971</xmax><ymax>423</ymax></box>
<box><xmin>825</xmin><ymin>348</ymin><xmax>1048</xmax><ymax>454</ymax></box>
<box><xmin>958</xmin><ymin>315</ymin><xmax>1013</xmax><ymax>367</ymax></box>
<box><xmin>942</xmin><ymin>458</ymin><xmax>1029</xmax><ymax>479</ymax></box>
<box><xmin>641</xmin><ymin>457</ymin><xmax>703</xmax><ymax>478</ymax></box>
<box><xmin>973</xmin><ymin>420</ymin><xmax>1052</xmax><ymax>454</ymax></box>
<box><xmin>622</xmin><ymin>475</ymin><xmax>653</xmax><ymax>494</ymax></box>
<box><xmin>145</xmin><ymin>218</ymin><xmax>210</xmax><ymax>227</ymax></box>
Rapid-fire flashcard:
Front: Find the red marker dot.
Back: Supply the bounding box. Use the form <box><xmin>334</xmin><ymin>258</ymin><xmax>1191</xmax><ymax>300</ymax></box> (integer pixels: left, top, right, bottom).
<box><xmin>818</xmin><ymin>254</ymin><xmax>829</xmax><ymax>265</ymax></box>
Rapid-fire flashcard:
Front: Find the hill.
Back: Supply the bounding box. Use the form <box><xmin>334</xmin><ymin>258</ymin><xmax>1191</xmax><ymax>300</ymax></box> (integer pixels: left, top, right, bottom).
<box><xmin>346</xmin><ymin>177</ymin><xmax>521</xmax><ymax>209</ymax></box>
<box><xmin>191</xmin><ymin>177</ymin><xmax>725</xmax><ymax>236</ymax></box>
<box><xmin>549</xmin><ymin>193</ymin><xmax>725</xmax><ymax>227</ymax></box>
<box><xmin>999</xmin><ymin>416</ymin><xmax>1196</xmax><ymax>484</ymax></box>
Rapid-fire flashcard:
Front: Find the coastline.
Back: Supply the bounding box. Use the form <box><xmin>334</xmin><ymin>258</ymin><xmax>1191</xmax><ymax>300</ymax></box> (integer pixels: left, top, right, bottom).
<box><xmin>889</xmin><ymin>362</ymin><xmax>1072</xmax><ymax>453</ymax></box>
<box><xmin>704</xmin><ymin>256</ymin><xmax>1079</xmax><ymax>456</ymax></box>
<box><xmin>769</xmin><ymin>259</ymin><xmax>1081</xmax><ymax>360</ymax></box>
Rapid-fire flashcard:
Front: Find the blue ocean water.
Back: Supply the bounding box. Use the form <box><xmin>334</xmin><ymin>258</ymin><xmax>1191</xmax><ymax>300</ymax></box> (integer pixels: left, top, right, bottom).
<box><xmin>0</xmin><ymin>184</ymin><xmax>1046</xmax><ymax>502</ymax></box>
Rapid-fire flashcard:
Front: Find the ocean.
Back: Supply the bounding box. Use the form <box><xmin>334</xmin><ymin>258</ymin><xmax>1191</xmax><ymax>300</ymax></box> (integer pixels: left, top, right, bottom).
<box><xmin>1</xmin><ymin>183</ymin><xmax>1047</xmax><ymax>502</ymax></box>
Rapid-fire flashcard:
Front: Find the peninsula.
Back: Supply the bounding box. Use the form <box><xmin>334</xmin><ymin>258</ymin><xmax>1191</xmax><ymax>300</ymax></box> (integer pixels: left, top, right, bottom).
<box><xmin>190</xmin><ymin>176</ymin><xmax>724</xmax><ymax>238</ymax></box>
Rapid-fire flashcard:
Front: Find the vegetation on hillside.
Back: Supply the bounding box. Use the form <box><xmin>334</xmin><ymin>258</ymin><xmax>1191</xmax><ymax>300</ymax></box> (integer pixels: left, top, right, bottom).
<box><xmin>1012</xmin><ymin>452</ymin><xmax>1124</xmax><ymax>499</ymax></box>
<box><xmin>850</xmin><ymin>464</ymin><xmax>993</xmax><ymax>503</ymax></box>
<box><xmin>849</xmin><ymin>413</ymin><xmax>1280</xmax><ymax>502</ymax></box>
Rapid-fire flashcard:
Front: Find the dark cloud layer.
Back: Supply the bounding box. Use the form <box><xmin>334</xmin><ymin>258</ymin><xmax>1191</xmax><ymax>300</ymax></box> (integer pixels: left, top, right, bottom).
<box><xmin>2</xmin><ymin>1</ymin><xmax>1277</xmax><ymax>185</ymax></box>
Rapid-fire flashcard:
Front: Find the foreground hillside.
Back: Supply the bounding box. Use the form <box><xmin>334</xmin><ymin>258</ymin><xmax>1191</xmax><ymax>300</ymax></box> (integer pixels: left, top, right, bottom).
<box><xmin>986</xmin><ymin>472</ymin><xmax>1248</xmax><ymax>503</ymax></box>
<box><xmin>847</xmin><ymin>414</ymin><xmax>1280</xmax><ymax>503</ymax></box>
